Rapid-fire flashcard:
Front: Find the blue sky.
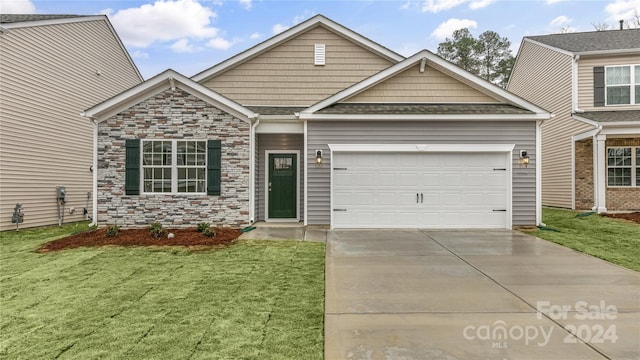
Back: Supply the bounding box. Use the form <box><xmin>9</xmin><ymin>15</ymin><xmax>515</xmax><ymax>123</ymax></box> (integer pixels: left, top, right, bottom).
<box><xmin>2</xmin><ymin>0</ymin><xmax>639</xmax><ymax>78</ymax></box>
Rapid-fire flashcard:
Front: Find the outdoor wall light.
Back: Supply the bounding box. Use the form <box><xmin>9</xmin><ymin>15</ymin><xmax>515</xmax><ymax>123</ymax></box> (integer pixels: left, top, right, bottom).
<box><xmin>315</xmin><ymin>150</ymin><xmax>323</xmax><ymax>166</ymax></box>
<box><xmin>519</xmin><ymin>150</ymin><xmax>530</xmax><ymax>167</ymax></box>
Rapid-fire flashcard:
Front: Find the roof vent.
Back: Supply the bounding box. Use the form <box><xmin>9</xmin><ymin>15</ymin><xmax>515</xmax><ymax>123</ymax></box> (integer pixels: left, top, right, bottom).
<box><xmin>314</xmin><ymin>43</ymin><xmax>325</xmax><ymax>66</ymax></box>
<box><xmin>620</xmin><ymin>20</ymin><xmax>624</xmax><ymax>30</ymax></box>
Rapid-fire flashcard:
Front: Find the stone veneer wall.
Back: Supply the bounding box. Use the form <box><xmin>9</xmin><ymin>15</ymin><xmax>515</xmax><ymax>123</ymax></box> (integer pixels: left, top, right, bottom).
<box><xmin>574</xmin><ymin>139</ymin><xmax>594</xmax><ymax>210</ymax></box>
<box><xmin>605</xmin><ymin>138</ymin><xmax>640</xmax><ymax>211</ymax></box>
<box><xmin>97</xmin><ymin>89</ymin><xmax>250</xmax><ymax>228</ymax></box>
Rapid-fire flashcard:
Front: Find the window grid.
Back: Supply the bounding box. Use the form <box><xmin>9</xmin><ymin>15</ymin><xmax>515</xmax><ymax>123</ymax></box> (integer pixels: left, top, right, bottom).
<box><xmin>142</xmin><ymin>140</ymin><xmax>207</xmax><ymax>194</ymax></box>
<box><xmin>605</xmin><ymin>65</ymin><xmax>639</xmax><ymax>106</ymax></box>
<box><xmin>607</xmin><ymin>147</ymin><xmax>637</xmax><ymax>187</ymax></box>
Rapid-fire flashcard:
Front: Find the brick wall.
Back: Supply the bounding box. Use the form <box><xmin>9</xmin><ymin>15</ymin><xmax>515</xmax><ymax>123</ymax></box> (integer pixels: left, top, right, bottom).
<box><xmin>605</xmin><ymin>138</ymin><xmax>640</xmax><ymax>211</ymax></box>
<box><xmin>97</xmin><ymin>89</ymin><xmax>250</xmax><ymax>228</ymax></box>
<box><xmin>574</xmin><ymin>139</ymin><xmax>593</xmax><ymax>210</ymax></box>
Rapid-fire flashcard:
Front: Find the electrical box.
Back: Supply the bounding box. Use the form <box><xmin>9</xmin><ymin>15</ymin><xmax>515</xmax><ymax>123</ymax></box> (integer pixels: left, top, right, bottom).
<box><xmin>11</xmin><ymin>203</ymin><xmax>24</xmax><ymax>224</ymax></box>
<box><xmin>56</xmin><ymin>186</ymin><xmax>67</xmax><ymax>204</ymax></box>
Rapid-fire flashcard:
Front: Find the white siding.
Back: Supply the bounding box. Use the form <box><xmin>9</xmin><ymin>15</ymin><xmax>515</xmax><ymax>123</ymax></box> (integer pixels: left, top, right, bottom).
<box><xmin>0</xmin><ymin>19</ymin><xmax>141</xmax><ymax>230</ymax></box>
<box><xmin>307</xmin><ymin>121</ymin><xmax>537</xmax><ymax>227</ymax></box>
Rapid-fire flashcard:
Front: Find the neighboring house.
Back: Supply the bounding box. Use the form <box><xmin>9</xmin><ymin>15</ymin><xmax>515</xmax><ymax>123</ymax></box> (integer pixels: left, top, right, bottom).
<box><xmin>83</xmin><ymin>15</ymin><xmax>551</xmax><ymax>230</ymax></box>
<box><xmin>508</xmin><ymin>29</ymin><xmax>640</xmax><ymax>212</ymax></box>
<box><xmin>0</xmin><ymin>14</ymin><xmax>143</xmax><ymax>231</ymax></box>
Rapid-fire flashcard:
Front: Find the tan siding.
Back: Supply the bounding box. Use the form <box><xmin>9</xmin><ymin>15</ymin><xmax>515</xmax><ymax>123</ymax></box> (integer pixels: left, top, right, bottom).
<box><xmin>0</xmin><ymin>19</ymin><xmax>141</xmax><ymax>231</ymax></box>
<box><xmin>346</xmin><ymin>64</ymin><xmax>498</xmax><ymax>103</ymax></box>
<box><xmin>202</xmin><ymin>26</ymin><xmax>394</xmax><ymax>106</ymax></box>
<box><xmin>577</xmin><ymin>54</ymin><xmax>640</xmax><ymax>111</ymax></box>
<box><xmin>508</xmin><ymin>40</ymin><xmax>592</xmax><ymax>209</ymax></box>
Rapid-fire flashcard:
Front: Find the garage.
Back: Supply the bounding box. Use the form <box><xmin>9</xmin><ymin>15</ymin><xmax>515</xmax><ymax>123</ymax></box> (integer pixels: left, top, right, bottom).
<box><xmin>330</xmin><ymin>144</ymin><xmax>513</xmax><ymax>229</ymax></box>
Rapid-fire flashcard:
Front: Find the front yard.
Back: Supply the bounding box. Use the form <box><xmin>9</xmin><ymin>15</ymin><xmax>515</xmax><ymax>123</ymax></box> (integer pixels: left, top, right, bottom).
<box><xmin>0</xmin><ymin>224</ymin><xmax>325</xmax><ymax>359</ymax></box>
<box><xmin>525</xmin><ymin>208</ymin><xmax>640</xmax><ymax>271</ymax></box>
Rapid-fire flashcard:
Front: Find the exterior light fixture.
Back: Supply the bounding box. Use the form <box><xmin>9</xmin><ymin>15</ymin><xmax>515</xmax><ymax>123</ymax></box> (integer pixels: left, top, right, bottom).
<box><xmin>315</xmin><ymin>150</ymin><xmax>323</xmax><ymax>166</ymax></box>
<box><xmin>519</xmin><ymin>150</ymin><xmax>530</xmax><ymax>167</ymax></box>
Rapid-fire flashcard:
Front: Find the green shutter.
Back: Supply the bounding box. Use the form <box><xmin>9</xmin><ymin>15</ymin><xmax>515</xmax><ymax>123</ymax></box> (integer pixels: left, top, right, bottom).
<box><xmin>207</xmin><ymin>140</ymin><xmax>222</xmax><ymax>196</ymax></box>
<box><xmin>594</xmin><ymin>66</ymin><xmax>605</xmax><ymax>107</ymax></box>
<box><xmin>125</xmin><ymin>139</ymin><xmax>140</xmax><ymax>195</ymax></box>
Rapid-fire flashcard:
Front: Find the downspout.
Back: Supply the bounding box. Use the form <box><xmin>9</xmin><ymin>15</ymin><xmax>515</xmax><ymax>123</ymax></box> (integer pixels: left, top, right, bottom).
<box><xmin>536</xmin><ymin>119</ymin><xmax>544</xmax><ymax>227</ymax></box>
<box><xmin>249</xmin><ymin>117</ymin><xmax>260</xmax><ymax>224</ymax></box>
<box><xmin>90</xmin><ymin>118</ymin><xmax>98</xmax><ymax>227</ymax></box>
<box><xmin>572</xmin><ymin>54</ymin><xmax>580</xmax><ymax>112</ymax></box>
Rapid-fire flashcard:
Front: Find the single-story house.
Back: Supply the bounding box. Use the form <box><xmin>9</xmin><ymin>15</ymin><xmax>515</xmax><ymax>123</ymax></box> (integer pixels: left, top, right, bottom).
<box><xmin>83</xmin><ymin>15</ymin><xmax>551</xmax><ymax>230</ymax></box>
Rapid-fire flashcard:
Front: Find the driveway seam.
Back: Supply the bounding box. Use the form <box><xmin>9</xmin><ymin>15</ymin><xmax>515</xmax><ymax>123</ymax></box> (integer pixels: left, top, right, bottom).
<box><xmin>420</xmin><ymin>230</ymin><xmax>612</xmax><ymax>360</ymax></box>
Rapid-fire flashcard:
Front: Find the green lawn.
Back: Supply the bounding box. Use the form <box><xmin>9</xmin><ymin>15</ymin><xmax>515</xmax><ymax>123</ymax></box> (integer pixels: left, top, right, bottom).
<box><xmin>0</xmin><ymin>223</ymin><xmax>325</xmax><ymax>360</ymax></box>
<box><xmin>524</xmin><ymin>208</ymin><xmax>640</xmax><ymax>271</ymax></box>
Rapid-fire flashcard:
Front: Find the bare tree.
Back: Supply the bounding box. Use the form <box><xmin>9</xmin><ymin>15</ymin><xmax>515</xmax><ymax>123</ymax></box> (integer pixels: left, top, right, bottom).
<box><xmin>592</xmin><ymin>22</ymin><xmax>611</xmax><ymax>31</ymax></box>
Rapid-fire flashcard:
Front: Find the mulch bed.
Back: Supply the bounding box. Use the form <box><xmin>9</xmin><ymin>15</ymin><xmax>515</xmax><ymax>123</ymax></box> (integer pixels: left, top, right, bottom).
<box><xmin>603</xmin><ymin>212</ymin><xmax>640</xmax><ymax>224</ymax></box>
<box><xmin>37</xmin><ymin>227</ymin><xmax>242</xmax><ymax>253</ymax></box>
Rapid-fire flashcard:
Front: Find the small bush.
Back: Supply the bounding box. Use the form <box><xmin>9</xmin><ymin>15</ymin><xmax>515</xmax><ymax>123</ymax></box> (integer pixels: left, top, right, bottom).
<box><xmin>149</xmin><ymin>222</ymin><xmax>166</xmax><ymax>239</ymax></box>
<box><xmin>202</xmin><ymin>228</ymin><xmax>215</xmax><ymax>237</ymax></box>
<box><xmin>196</xmin><ymin>222</ymin><xmax>210</xmax><ymax>233</ymax></box>
<box><xmin>105</xmin><ymin>225</ymin><xmax>120</xmax><ymax>238</ymax></box>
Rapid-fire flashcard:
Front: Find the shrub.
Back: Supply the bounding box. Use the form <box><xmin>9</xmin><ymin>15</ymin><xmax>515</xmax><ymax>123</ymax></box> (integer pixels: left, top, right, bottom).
<box><xmin>149</xmin><ymin>222</ymin><xmax>166</xmax><ymax>239</ymax></box>
<box><xmin>105</xmin><ymin>225</ymin><xmax>120</xmax><ymax>238</ymax></box>
<box><xmin>196</xmin><ymin>222</ymin><xmax>210</xmax><ymax>233</ymax></box>
<box><xmin>202</xmin><ymin>228</ymin><xmax>215</xmax><ymax>237</ymax></box>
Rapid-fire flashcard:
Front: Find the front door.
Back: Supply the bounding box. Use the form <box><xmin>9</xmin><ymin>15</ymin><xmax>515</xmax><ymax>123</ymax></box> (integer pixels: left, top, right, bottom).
<box><xmin>268</xmin><ymin>153</ymin><xmax>297</xmax><ymax>219</ymax></box>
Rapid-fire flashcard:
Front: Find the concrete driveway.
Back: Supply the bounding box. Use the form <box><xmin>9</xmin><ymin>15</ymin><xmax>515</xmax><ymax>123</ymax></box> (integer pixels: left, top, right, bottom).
<box><xmin>325</xmin><ymin>230</ymin><xmax>640</xmax><ymax>360</ymax></box>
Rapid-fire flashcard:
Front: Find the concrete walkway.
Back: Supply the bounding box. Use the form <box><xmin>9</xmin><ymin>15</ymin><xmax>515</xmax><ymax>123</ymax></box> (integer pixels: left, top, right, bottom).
<box><xmin>325</xmin><ymin>229</ymin><xmax>640</xmax><ymax>360</ymax></box>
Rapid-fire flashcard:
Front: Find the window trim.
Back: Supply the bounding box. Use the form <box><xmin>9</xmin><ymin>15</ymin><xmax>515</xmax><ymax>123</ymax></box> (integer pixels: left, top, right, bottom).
<box><xmin>606</xmin><ymin>146</ymin><xmax>638</xmax><ymax>188</ymax></box>
<box><xmin>141</xmin><ymin>139</ymin><xmax>208</xmax><ymax>195</ymax></box>
<box><xmin>604</xmin><ymin>65</ymin><xmax>639</xmax><ymax>106</ymax></box>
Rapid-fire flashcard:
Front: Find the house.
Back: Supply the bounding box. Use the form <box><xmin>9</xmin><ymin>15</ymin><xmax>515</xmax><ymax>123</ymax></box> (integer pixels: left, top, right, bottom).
<box><xmin>0</xmin><ymin>14</ymin><xmax>142</xmax><ymax>231</ymax></box>
<box><xmin>83</xmin><ymin>15</ymin><xmax>551</xmax><ymax>230</ymax></box>
<box><xmin>508</xmin><ymin>29</ymin><xmax>640</xmax><ymax>213</ymax></box>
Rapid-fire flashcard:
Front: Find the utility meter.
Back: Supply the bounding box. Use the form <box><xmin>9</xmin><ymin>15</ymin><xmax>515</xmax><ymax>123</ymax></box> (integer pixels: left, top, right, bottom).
<box><xmin>56</xmin><ymin>186</ymin><xmax>67</xmax><ymax>204</ymax></box>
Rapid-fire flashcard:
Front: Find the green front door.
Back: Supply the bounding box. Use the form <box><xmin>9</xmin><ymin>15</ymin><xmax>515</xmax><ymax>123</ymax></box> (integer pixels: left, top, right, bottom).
<box><xmin>268</xmin><ymin>153</ymin><xmax>297</xmax><ymax>219</ymax></box>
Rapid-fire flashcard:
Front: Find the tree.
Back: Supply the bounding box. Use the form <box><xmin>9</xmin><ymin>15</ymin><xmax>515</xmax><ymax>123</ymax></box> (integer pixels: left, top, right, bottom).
<box><xmin>437</xmin><ymin>28</ymin><xmax>515</xmax><ymax>88</ymax></box>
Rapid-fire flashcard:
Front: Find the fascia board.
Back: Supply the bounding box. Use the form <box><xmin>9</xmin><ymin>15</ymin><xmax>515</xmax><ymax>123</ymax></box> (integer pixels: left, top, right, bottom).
<box><xmin>0</xmin><ymin>15</ymin><xmax>106</xmax><ymax>29</ymax></box>
<box><xmin>192</xmin><ymin>15</ymin><xmax>403</xmax><ymax>82</ymax></box>
<box><xmin>328</xmin><ymin>143</ymin><xmax>516</xmax><ymax>153</ymax></box>
<box><xmin>298</xmin><ymin>113</ymin><xmax>551</xmax><ymax>121</ymax></box>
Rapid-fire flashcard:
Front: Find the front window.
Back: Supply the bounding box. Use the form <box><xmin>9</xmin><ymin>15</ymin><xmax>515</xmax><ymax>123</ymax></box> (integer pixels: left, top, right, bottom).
<box><xmin>605</xmin><ymin>65</ymin><xmax>640</xmax><ymax>105</ymax></box>
<box><xmin>607</xmin><ymin>147</ymin><xmax>639</xmax><ymax>187</ymax></box>
<box><xmin>142</xmin><ymin>140</ymin><xmax>206</xmax><ymax>193</ymax></box>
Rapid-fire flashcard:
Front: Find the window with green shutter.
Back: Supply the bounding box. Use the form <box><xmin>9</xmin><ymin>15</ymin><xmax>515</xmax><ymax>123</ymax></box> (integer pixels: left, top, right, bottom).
<box><xmin>207</xmin><ymin>140</ymin><xmax>221</xmax><ymax>196</ymax></box>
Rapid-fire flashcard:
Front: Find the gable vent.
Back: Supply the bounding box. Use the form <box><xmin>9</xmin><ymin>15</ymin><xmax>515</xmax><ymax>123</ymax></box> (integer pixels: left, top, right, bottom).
<box><xmin>314</xmin><ymin>43</ymin><xmax>326</xmax><ymax>66</ymax></box>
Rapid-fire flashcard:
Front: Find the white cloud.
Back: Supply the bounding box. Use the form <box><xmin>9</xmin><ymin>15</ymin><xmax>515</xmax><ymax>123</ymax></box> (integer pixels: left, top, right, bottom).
<box><xmin>550</xmin><ymin>15</ymin><xmax>572</xmax><ymax>27</ymax></box>
<box><xmin>99</xmin><ymin>8</ymin><xmax>114</xmax><ymax>16</ymax></box>
<box><xmin>421</xmin><ymin>0</ymin><xmax>467</xmax><ymax>13</ymax></box>
<box><xmin>545</xmin><ymin>0</ymin><xmax>567</xmax><ymax>4</ymax></box>
<box><xmin>249</xmin><ymin>32</ymin><xmax>262</xmax><ymax>40</ymax></box>
<box><xmin>131</xmin><ymin>50</ymin><xmax>149</xmax><ymax>59</ymax></box>
<box><xmin>605</xmin><ymin>0</ymin><xmax>640</xmax><ymax>22</ymax></box>
<box><xmin>239</xmin><ymin>0</ymin><xmax>252</xmax><ymax>10</ymax></box>
<box><xmin>0</xmin><ymin>0</ymin><xmax>36</xmax><ymax>13</ymax></box>
<box><xmin>171</xmin><ymin>38</ymin><xmax>200</xmax><ymax>53</ymax></box>
<box><xmin>272</xmin><ymin>23</ymin><xmax>289</xmax><ymax>34</ymax></box>
<box><xmin>469</xmin><ymin>0</ymin><xmax>495</xmax><ymax>10</ymax></box>
<box><xmin>108</xmin><ymin>0</ymin><xmax>227</xmax><ymax>49</ymax></box>
<box><xmin>207</xmin><ymin>37</ymin><xmax>232</xmax><ymax>50</ymax></box>
<box><xmin>430</xmin><ymin>18</ymin><xmax>478</xmax><ymax>39</ymax></box>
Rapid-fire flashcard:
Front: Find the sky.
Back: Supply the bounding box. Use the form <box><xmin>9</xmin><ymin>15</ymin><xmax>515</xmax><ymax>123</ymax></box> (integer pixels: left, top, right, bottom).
<box><xmin>1</xmin><ymin>0</ymin><xmax>639</xmax><ymax>79</ymax></box>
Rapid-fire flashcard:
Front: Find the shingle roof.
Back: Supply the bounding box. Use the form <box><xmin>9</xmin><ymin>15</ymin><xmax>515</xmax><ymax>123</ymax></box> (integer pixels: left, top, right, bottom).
<box><xmin>246</xmin><ymin>106</ymin><xmax>308</xmax><ymax>116</ymax></box>
<box><xmin>526</xmin><ymin>29</ymin><xmax>640</xmax><ymax>53</ymax></box>
<box><xmin>575</xmin><ymin>110</ymin><xmax>640</xmax><ymax>123</ymax></box>
<box><xmin>314</xmin><ymin>103</ymin><xmax>533</xmax><ymax>115</ymax></box>
<box><xmin>0</xmin><ymin>14</ymin><xmax>87</xmax><ymax>24</ymax></box>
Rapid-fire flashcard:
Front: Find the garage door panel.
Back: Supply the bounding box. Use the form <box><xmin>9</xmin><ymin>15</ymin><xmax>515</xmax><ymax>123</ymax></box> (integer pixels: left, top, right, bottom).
<box><xmin>332</xmin><ymin>151</ymin><xmax>509</xmax><ymax>229</ymax></box>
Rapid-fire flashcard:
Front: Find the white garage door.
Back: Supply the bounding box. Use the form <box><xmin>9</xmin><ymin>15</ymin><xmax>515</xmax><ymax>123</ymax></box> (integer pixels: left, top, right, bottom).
<box><xmin>332</xmin><ymin>151</ymin><xmax>510</xmax><ymax>229</ymax></box>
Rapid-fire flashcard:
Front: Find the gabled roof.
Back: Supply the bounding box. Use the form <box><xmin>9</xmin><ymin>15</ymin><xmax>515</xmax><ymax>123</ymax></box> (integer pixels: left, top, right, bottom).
<box><xmin>573</xmin><ymin>110</ymin><xmax>640</xmax><ymax>127</ymax></box>
<box><xmin>526</xmin><ymin>29</ymin><xmax>640</xmax><ymax>55</ymax></box>
<box><xmin>1</xmin><ymin>14</ymin><xmax>143</xmax><ymax>81</ymax></box>
<box><xmin>83</xmin><ymin>69</ymin><xmax>257</xmax><ymax>123</ymax></box>
<box><xmin>300</xmin><ymin>50</ymin><xmax>551</xmax><ymax>120</ymax></box>
<box><xmin>0</xmin><ymin>14</ymin><xmax>89</xmax><ymax>23</ymax></box>
<box><xmin>192</xmin><ymin>14</ymin><xmax>404</xmax><ymax>82</ymax></box>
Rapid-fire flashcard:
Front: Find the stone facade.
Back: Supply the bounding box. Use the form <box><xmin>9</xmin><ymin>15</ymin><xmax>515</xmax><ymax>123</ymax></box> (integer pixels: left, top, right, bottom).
<box><xmin>574</xmin><ymin>139</ymin><xmax>594</xmax><ymax>210</ymax></box>
<box><xmin>97</xmin><ymin>89</ymin><xmax>250</xmax><ymax>228</ymax></box>
<box><xmin>574</xmin><ymin>137</ymin><xmax>640</xmax><ymax>211</ymax></box>
<box><xmin>605</xmin><ymin>138</ymin><xmax>640</xmax><ymax>211</ymax></box>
